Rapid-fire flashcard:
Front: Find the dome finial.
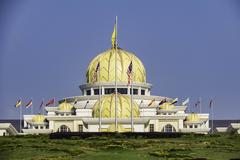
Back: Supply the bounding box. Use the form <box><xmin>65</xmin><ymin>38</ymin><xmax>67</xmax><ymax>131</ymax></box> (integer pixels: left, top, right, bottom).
<box><xmin>111</xmin><ymin>16</ymin><xmax>118</xmax><ymax>48</ymax></box>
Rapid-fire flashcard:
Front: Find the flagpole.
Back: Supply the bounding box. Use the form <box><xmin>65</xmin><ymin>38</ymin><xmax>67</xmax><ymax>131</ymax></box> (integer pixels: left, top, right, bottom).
<box><xmin>20</xmin><ymin>99</ymin><xmax>22</xmax><ymax>133</ymax></box>
<box><xmin>98</xmin><ymin>61</ymin><xmax>102</xmax><ymax>132</ymax></box>
<box><xmin>211</xmin><ymin>100</ymin><xmax>214</xmax><ymax>134</ymax></box>
<box><xmin>31</xmin><ymin>97</ymin><xmax>33</xmax><ymax>115</ymax></box>
<box><xmin>131</xmin><ymin>63</ymin><xmax>134</xmax><ymax>132</ymax></box>
<box><xmin>114</xmin><ymin>16</ymin><xmax>118</xmax><ymax>132</ymax></box>
<box><xmin>199</xmin><ymin>97</ymin><xmax>202</xmax><ymax>113</ymax></box>
<box><xmin>42</xmin><ymin>98</ymin><xmax>44</xmax><ymax>115</ymax></box>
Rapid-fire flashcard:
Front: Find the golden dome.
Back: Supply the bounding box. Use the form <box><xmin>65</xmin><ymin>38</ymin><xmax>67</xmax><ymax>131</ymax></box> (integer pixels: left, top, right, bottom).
<box><xmin>58</xmin><ymin>102</ymin><xmax>73</xmax><ymax>111</ymax></box>
<box><xmin>86</xmin><ymin>48</ymin><xmax>146</xmax><ymax>84</ymax></box>
<box><xmin>186</xmin><ymin>113</ymin><xmax>200</xmax><ymax>122</ymax></box>
<box><xmin>159</xmin><ymin>102</ymin><xmax>176</xmax><ymax>110</ymax></box>
<box><xmin>32</xmin><ymin>115</ymin><xmax>45</xmax><ymax>123</ymax></box>
<box><xmin>107</xmin><ymin>124</ymin><xmax>125</xmax><ymax>132</ymax></box>
<box><xmin>92</xmin><ymin>93</ymin><xmax>140</xmax><ymax>118</ymax></box>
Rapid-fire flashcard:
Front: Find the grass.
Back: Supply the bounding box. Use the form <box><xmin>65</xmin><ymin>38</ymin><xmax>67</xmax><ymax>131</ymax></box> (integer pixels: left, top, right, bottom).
<box><xmin>0</xmin><ymin>133</ymin><xmax>240</xmax><ymax>160</ymax></box>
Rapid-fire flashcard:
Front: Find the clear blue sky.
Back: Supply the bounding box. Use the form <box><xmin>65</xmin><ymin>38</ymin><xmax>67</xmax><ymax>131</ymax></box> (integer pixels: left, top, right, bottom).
<box><xmin>0</xmin><ymin>0</ymin><xmax>240</xmax><ymax>119</ymax></box>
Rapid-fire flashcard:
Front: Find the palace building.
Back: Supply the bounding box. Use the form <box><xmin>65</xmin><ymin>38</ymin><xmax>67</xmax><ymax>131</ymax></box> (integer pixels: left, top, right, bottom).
<box><xmin>21</xmin><ymin>22</ymin><xmax>211</xmax><ymax>134</ymax></box>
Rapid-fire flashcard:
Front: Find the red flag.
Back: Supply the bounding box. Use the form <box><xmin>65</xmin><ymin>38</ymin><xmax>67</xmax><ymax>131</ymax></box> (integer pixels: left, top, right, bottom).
<box><xmin>209</xmin><ymin>99</ymin><xmax>213</xmax><ymax>108</ymax></box>
<box><xmin>25</xmin><ymin>100</ymin><xmax>33</xmax><ymax>108</ymax></box>
<box><xmin>148</xmin><ymin>99</ymin><xmax>155</xmax><ymax>107</ymax></box>
<box><xmin>46</xmin><ymin>98</ymin><xmax>54</xmax><ymax>106</ymax></box>
<box><xmin>127</xmin><ymin>61</ymin><xmax>132</xmax><ymax>85</ymax></box>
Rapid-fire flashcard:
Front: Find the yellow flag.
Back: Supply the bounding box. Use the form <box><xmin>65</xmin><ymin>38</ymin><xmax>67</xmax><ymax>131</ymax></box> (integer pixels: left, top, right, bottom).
<box><xmin>15</xmin><ymin>100</ymin><xmax>22</xmax><ymax>108</ymax></box>
<box><xmin>111</xmin><ymin>20</ymin><xmax>117</xmax><ymax>47</ymax></box>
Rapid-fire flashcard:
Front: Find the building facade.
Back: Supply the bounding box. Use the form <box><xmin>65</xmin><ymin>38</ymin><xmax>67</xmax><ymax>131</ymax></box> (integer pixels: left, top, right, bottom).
<box><xmin>22</xmin><ymin>30</ymin><xmax>211</xmax><ymax>134</ymax></box>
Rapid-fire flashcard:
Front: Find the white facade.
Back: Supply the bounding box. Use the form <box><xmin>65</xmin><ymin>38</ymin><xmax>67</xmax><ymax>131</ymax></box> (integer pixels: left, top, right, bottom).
<box><xmin>21</xmin><ymin>99</ymin><xmax>210</xmax><ymax>134</ymax></box>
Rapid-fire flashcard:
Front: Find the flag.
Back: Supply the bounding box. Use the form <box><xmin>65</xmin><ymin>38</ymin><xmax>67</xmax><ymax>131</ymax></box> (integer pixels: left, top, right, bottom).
<box><xmin>148</xmin><ymin>99</ymin><xmax>155</xmax><ymax>106</ymax></box>
<box><xmin>182</xmin><ymin>98</ymin><xmax>190</xmax><ymax>106</ymax></box>
<box><xmin>15</xmin><ymin>99</ymin><xmax>22</xmax><ymax>108</ymax></box>
<box><xmin>111</xmin><ymin>17</ymin><xmax>117</xmax><ymax>47</ymax></box>
<box><xmin>127</xmin><ymin>61</ymin><xmax>133</xmax><ymax>85</ymax></box>
<box><xmin>46</xmin><ymin>98</ymin><xmax>54</xmax><ymax>106</ymax></box>
<box><xmin>93</xmin><ymin>62</ymin><xmax>100</xmax><ymax>83</ymax></box>
<box><xmin>74</xmin><ymin>98</ymin><xmax>78</xmax><ymax>105</ymax></box>
<box><xmin>159</xmin><ymin>98</ymin><xmax>167</xmax><ymax>105</ymax></box>
<box><xmin>39</xmin><ymin>100</ymin><xmax>44</xmax><ymax>109</ymax></box>
<box><xmin>209</xmin><ymin>99</ymin><xmax>213</xmax><ymax>108</ymax></box>
<box><xmin>170</xmin><ymin>98</ymin><xmax>178</xmax><ymax>105</ymax></box>
<box><xmin>25</xmin><ymin>100</ymin><xmax>33</xmax><ymax>108</ymax></box>
<box><xmin>194</xmin><ymin>99</ymin><xmax>201</xmax><ymax>108</ymax></box>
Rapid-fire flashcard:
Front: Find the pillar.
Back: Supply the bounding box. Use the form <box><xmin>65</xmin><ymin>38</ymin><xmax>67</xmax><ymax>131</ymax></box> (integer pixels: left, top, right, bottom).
<box><xmin>91</xmin><ymin>88</ymin><xmax>94</xmax><ymax>96</ymax></box>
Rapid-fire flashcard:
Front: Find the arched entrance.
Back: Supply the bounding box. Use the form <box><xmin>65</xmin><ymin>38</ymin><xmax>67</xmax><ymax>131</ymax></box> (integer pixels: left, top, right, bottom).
<box><xmin>59</xmin><ymin>125</ymin><xmax>71</xmax><ymax>132</ymax></box>
<box><xmin>161</xmin><ymin>124</ymin><xmax>176</xmax><ymax>133</ymax></box>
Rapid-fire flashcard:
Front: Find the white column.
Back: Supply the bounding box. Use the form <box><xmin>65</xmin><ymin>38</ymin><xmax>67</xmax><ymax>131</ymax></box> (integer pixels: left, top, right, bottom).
<box><xmin>101</xmin><ymin>86</ymin><xmax>104</xmax><ymax>95</ymax></box>
<box><xmin>138</xmin><ymin>87</ymin><xmax>141</xmax><ymax>95</ymax></box>
<box><xmin>91</xmin><ymin>88</ymin><xmax>94</xmax><ymax>96</ymax></box>
<box><xmin>179</xmin><ymin>119</ymin><xmax>183</xmax><ymax>129</ymax></box>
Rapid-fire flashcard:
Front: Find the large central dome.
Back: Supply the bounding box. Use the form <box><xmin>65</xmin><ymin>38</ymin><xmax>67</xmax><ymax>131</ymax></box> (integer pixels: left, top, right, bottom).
<box><xmin>86</xmin><ymin>48</ymin><xmax>146</xmax><ymax>84</ymax></box>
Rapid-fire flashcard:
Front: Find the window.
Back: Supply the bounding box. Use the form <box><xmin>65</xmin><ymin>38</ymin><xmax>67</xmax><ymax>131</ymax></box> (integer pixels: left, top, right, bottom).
<box><xmin>130</xmin><ymin>89</ymin><xmax>138</xmax><ymax>95</ymax></box>
<box><xmin>141</xmin><ymin>90</ymin><xmax>145</xmax><ymax>95</ymax></box>
<box><xmin>60</xmin><ymin>125</ymin><xmax>70</xmax><ymax>132</ymax></box>
<box><xmin>105</xmin><ymin>88</ymin><xmax>115</xmax><ymax>94</ymax></box>
<box><xmin>149</xmin><ymin>124</ymin><xmax>154</xmax><ymax>132</ymax></box>
<box><xmin>86</xmin><ymin>90</ymin><xmax>91</xmax><ymax>95</ymax></box>
<box><xmin>117</xmin><ymin>88</ymin><xmax>127</xmax><ymax>94</ymax></box>
<box><xmin>40</xmin><ymin>126</ymin><xmax>43</xmax><ymax>129</ymax></box>
<box><xmin>189</xmin><ymin>125</ymin><xmax>193</xmax><ymax>128</ymax></box>
<box><xmin>79</xmin><ymin>125</ymin><xmax>83</xmax><ymax>132</ymax></box>
<box><xmin>162</xmin><ymin>124</ymin><xmax>176</xmax><ymax>133</ymax></box>
<box><xmin>194</xmin><ymin>125</ymin><xmax>198</xmax><ymax>128</ymax></box>
<box><xmin>94</xmin><ymin>89</ymin><xmax>99</xmax><ymax>95</ymax></box>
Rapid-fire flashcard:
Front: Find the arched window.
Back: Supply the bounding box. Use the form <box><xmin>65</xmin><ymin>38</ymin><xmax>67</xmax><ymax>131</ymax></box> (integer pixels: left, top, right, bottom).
<box><xmin>161</xmin><ymin>124</ymin><xmax>176</xmax><ymax>133</ymax></box>
<box><xmin>60</xmin><ymin>125</ymin><xmax>70</xmax><ymax>132</ymax></box>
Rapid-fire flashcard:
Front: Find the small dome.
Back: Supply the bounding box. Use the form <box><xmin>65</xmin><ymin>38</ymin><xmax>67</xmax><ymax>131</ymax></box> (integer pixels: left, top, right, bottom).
<box><xmin>107</xmin><ymin>124</ymin><xmax>125</xmax><ymax>132</ymax></box>
<box><xmin>159</xmin><ymin>102</ymin><xmax>176</xmax><ymax>110</ymax></box>
<box><xmin>92</xmin><ymin>93</ymin><xmax>140</xmax><ymax>118</ymax></box>
<box><xmin>32</xmin><ymin>115</ymin><xmax>45</xmax><ymax>123</ymax></box>
<box><xmin>86</xmin><ymin>48</ymin><xmax>146</xmax><ymax>84</ymax></box>
<box><xmin>58</xmin><ymin>102</ymin><xmax>73</xmax><ymax>111</ymax></box>
<box><xmin>186</xmin><ymin>113</ymin><xmax>200</xmax><ymax>122</ymax></box>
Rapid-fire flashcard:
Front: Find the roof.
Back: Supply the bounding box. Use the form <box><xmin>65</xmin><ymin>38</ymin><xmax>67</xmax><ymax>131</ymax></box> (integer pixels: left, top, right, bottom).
<box><xmin>0</xmin><ymin>123</ymin><xmax>18</xmax><ymax>135</ymax></box>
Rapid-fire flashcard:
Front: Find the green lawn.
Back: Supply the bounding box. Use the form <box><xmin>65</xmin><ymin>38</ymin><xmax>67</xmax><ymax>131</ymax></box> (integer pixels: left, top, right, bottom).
<box><xmin>0</xmin><ymin>134</ymin><xmax>240</xmax><ymax>160</ymax></box>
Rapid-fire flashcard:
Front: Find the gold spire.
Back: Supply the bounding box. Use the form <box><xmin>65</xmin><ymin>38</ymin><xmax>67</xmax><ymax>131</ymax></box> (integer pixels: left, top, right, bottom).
<box><xmin>111</xmin><ymin>16</ymin><xmax>117</xmax><ymax>48</ymax></box>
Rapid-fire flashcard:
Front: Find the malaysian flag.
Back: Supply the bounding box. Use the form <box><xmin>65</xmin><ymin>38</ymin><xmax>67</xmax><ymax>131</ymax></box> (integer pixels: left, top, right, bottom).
<box><xmin>148</xmin><ymin>98</ymin><xmax>155</xmax><ymax>107</ymax></box>
<box><xmin>25</xmin><ymin>99</ymin><xmax>33</xmax><ymax>108</ymax></box>
<box><xmin>127</xmin><ymin>61</ymin><xmax>132</xmax><ymax>85</ymax></box>
<box><xmin>93</xmin><ymin>62</ymin><xmax>100</xmax><ymax>83</ymax></box>
<box><xmin>46</xmin><ymin>98</ymin><xmax>54</xmax><ymax>106</ymax></box>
